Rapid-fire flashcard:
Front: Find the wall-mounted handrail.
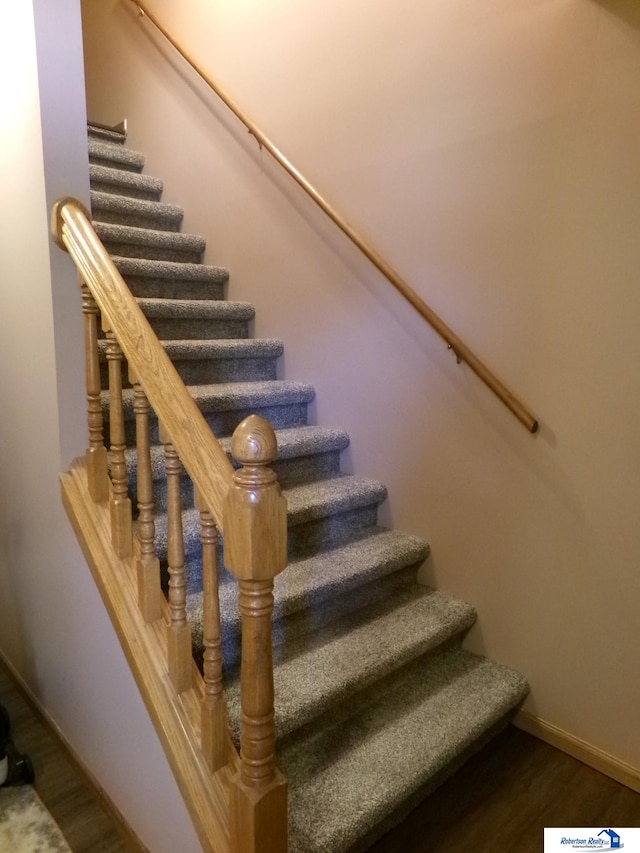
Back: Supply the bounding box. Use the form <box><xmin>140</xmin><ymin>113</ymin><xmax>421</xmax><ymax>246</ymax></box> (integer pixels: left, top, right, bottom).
<box><xmin>52</xmin><ymin>197</ymin><xmax>235</xmax><ymax>529</ymax></box>
<box><xmin>128</xmin><ymin>0</ymin><xmax>538</xmax><ymax>434</ymax></box>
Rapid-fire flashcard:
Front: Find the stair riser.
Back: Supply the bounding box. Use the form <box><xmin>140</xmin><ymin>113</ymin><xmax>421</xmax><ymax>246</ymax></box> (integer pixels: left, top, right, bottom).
<box><xmin>91</xmin><ymin>207</ymin><xmax>183</xmax><ymax>233</ymax></box>
<box><xmin>90</xmin><ymin>179</ymin><xmax>162</xmax><ymax>202</ymax></box>
<box><xmin>89</xmin><ymin>155</ymin><xmax>143</xmax><ymax>174</ymax></box>
<box><xmin>100</xmin><ymin>357</ymin><xmax>278</xmax><ymax>389</ymax></box>
<box><xmin>200</xmin><ymin>403</ymin><xmax>309</xmax><ymax>438</ymax></box>
<box><xmin>126</xmin><ymin>448</ymin><xmax>344</xmax><ymax>513</ymax></box>
<box><xmin>88</xmin><ymin>127</ymin><xmax>126</xmax><ymax>145</ymax></box>
<box><xmin>100</xmin><ymin>240</ymin><xmax>203</xmax><ymax>264</ymax></box>
<box><xmin>121</xmin><ymin>276</ymin><xmax>225</xmax><ymax>300</ymax></box>
<box><xmin>145</xmin><ymin>317</ymin><xmax>250</xmax><ymax>340</ymax></box>
<box><xmin>154</xmin><ymin>502</ymin><xmax>381</xmax><ymax>581</ymax></box>
<box><xmin>288</xmin><ymin>505</ymin><xmax>380</xmax><ymax>559</ymax></box>
<box><xmin>112</xmin><ymin>401</ymin><xmax>309</xmax><ymax>446</ymax></box>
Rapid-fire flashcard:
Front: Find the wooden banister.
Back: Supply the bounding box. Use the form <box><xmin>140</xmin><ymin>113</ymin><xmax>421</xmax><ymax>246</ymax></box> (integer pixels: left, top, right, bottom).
<box><xmin>129</xmin><ymin>0</ymin><xmax>539</xmax><ymax>434</ymax></box>
<box><xmin>53</xmin><ymin>197</ymin><xmax>290</xmax><ymax>851</ymax></box>
<box><xmin>52</xmin><ymin>197</ymin><xmax>234</xmax><ymax>529</ymax></box>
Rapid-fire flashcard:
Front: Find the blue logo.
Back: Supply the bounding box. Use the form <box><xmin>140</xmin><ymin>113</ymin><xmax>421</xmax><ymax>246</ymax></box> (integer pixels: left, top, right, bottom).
<box><xmin>599</xmin><ymin>830</ymin><xmax>622</xmax><ymax>850</ymax></box>
<box><xmin>558</xmin><ymin>829</ymin><xmax>624</xmax><ymax>849</ymax></box>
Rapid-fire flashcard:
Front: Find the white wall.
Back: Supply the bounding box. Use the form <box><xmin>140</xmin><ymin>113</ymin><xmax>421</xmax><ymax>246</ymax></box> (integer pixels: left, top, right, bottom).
<box><xmin>0</xmin><ymin>3</ymin><xmax>201</xmax><ymax>851</ymax></box>
<box><xmin>82</xmin><ymin>0</ymin><xmax>640</xmax><ymax>774</ymax></box>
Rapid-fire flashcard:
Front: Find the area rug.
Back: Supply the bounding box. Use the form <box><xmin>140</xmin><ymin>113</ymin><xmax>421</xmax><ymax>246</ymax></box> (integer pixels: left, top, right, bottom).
<box><xmin>0</xmin><ymin>785</ymin><xmax>71</xmax><ymax>853</ymax></box>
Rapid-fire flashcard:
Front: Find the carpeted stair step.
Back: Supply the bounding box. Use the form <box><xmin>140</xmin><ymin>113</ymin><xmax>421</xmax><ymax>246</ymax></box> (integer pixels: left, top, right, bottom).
<box><xmin>225</xmin><ymin>583</ymin><xmax>477</xmax><ymax>741</ymax></box>
<box><xmin>108</xmin><ymin>379</ymin><xmax>315</xmax><ymax>444</ymax></box>
<box><xmin>270</xmin><ymin>527</ymin><xmax>429</xmax><ymax>621</ymax></box>
<box><xmin>124</xmin><ymin>424</ymin><xmax>351</xmax><ymax>510</ymax></box>
<box><xmin>138</xmin><ymin>298</ymin><xmax>254</xmax><ymax>340</ymax></box>
<box><xmin>221</xmin><ymin>424</ymin><xmax>351</xmax><ymax>487</ymax></box>
<box><xmin>88</xmin><ymin>123</ymin><xmax>126</xmax><ymax>145</ymax></box>
<box><xmin>111</xmin><ymin>256</ymin><xmax>228</xmax><ymax>300</ymax></box>
<box><xmin>89</xmin><ymin>138</ymin><xmax>145</xmax><ymax>173</ymax></box>
<box><xmin>188</xmin><ymin>380</ymin><xmax>315</xmax><ymax>436</ymax></box>
<box><xmin>94</xmin><ymin>222</ymin><xmax>206</xmax><ymax>263</ymax></box>
<box><xmin>90</xmin><ymin>190</ymin><xmax>184</xmax><ymax>232</ymax></box>
<box><xmin>161</xmin><ymin>339</ymin><xmax>283</xmax><ymax>384</ymax></box>
<box><xmin>197</xmin><ymin>528</ymin><xmax>430</xmax><ymax>669</ymax></box>
<box><xmin>280</xmin><ymin>644</ymin><xmax>529</xmax><ymax>853</ymax></box>
<box><xmin>100</xmin><ymin>338</ymin><xmax>284</xmax><ymax>387</ymax></box>
<box><xmin>89</xmin><ymin>163</ymin><xmax>164</xmax><ymax>201</ymax></box>
<box><xmin>284</xmin><ymin>474</ymin><xmax>387</xmax><ymax>556</ymax></box>
<box><xmin>152</xmin><ymin>472</ymin><xmax>387</xmax><ymax>569</ymax></box>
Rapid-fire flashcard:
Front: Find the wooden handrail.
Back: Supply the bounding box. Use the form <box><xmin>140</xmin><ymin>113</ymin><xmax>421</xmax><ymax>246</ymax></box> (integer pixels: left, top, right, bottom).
<box><xmin>128</xmin><ymin>0</ymin><xmax>538</xmax><ymax>434</ymax></box>
<box><xmin>53</xmin><ymin>198</ymin><xmax>289</xmax><ymax>851</ymax></box>
<box><xmin>52</xmin><ymin>197</ymin><xmax>234</xmax><ymax>529</ymax></box>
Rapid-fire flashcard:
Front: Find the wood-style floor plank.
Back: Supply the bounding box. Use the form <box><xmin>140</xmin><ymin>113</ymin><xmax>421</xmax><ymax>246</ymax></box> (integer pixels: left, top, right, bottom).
<box><xmin>368</xmin><ymin>725</ymin><xmax>640</xmax><ymax>852</ymax></box>
<box><xmin>0</xmin><ymin>659</ymin><xmax>142</xmax><ymax>852</ymax></box>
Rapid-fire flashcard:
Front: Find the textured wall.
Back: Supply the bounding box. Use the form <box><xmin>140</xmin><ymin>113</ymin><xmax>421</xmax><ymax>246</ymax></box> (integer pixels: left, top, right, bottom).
<box><xmin>82</xmin><ymin>0</ymin><xmax>640</xmax><ymax>773</ymax></box>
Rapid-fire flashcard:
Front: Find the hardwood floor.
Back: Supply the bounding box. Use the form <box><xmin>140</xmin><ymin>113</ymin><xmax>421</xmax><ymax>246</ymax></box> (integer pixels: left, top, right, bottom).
<box><xmin>2</xmin><ymin>655</ymin><xmax>639</xmax><ymax>853</ymax></box>
<box><xmin>0</xmin><ymin>659</ymin><xmax>142</xmax><ymax>852</ymax></box>
<box><xmin>369</xmin><ymin>724</ymin><xmax>640</xmax><ymax>853</ymax></box>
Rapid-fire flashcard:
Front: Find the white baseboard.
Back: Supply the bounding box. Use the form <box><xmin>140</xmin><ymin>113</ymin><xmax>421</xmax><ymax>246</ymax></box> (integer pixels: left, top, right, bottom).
<box><xmin>514</xmin><ymin>710</ymin><xmax>640</xmax><ymax>794</ymax></box>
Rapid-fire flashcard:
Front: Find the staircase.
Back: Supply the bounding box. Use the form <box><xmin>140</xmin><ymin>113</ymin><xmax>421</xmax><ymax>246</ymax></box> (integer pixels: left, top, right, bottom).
<box><xmin>86</xmin><ymin>122</ymin><xmax>528</xmax><ymax>853</ymax></box>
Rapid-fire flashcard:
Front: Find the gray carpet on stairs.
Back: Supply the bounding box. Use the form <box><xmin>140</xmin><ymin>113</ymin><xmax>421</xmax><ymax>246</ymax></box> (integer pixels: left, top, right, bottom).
<box><xmin>88</xmin><ymin>124</ymin><xmax>528</xmax><ymax>853</ymax></box>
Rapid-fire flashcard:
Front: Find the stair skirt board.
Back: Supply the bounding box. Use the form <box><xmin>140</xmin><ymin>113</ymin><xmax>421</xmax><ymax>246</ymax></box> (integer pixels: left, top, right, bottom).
<box><xmin>84</xmin><ymin>123</ymin><xmax>528</xmax><ymax>853</ymax></box>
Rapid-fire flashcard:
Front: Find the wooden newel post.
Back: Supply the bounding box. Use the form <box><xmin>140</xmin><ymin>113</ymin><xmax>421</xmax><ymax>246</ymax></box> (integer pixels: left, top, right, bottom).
<box><xmin>224</xmin><ymin>415</ymin><xmax>288</xmax><ymax>853</ymax></box>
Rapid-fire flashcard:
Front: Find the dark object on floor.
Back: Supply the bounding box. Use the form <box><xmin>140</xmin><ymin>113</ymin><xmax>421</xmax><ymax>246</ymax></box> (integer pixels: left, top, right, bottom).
<box><xmin>0</xmin><ymin>702</ymin><xmax>34</xmax><ymax>787</ymax></box>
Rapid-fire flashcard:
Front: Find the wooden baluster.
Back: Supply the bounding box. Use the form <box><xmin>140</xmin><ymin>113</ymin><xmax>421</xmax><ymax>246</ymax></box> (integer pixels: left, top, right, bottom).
<box><xmin>81</xmin><ymin>284</ymin><xmax>109</xmax><ymax>502</ymax></box>
<box><xmin>224</xmin><ymin>415</ymin><xmax>288</xmax><ymax>853</ymax></box>
<box><xmin>131</xmin><ymin>371</ymin><xmax>161</xmax><ymax>622</ymax></box>
<box><xmin>104</xmin><ymin>327</ymin><xmax>133</xmax><ymax>557</ymax></box>
<box><xmin>163</xmin><ymin>429</ymin><xmax>192</xmax><ymax>694</ymax></box>
<box><xmin>196</xmin><ymin>489</ymin><xmax>227</xmax><ymax>772</ymax></box>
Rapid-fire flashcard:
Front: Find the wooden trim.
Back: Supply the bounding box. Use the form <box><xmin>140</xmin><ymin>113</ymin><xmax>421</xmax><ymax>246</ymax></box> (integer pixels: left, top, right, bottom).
<box><xmin>128</xmin><ymin>0</ymin><xmax>538</xmax><ymax>434</ymax></box>
<box><xmin>514</xmin><ymin>710</ymin><xmax>640</xmax><ymax>794</ymax></box>
<box><xmin>0</xmin><ymin>649</ymin><xmax>149</xmax><ymax>853</ymax></box>
<box><xmin>60</xmin><ymin>457</ymin><xmax>240</xmax><ymax>853</ymax></box>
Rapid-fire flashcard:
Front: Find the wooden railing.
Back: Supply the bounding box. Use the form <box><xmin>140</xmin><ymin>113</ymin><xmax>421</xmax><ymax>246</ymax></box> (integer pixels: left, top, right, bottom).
<box><xmin>52</xmin><ymin>197</ymin><xmax>288</xmax><ymax>853</ymax></box>
<box><xmin>128</xmin><ymin>0</ymin><xmax>539</xmax><ymax>434</ymax></box>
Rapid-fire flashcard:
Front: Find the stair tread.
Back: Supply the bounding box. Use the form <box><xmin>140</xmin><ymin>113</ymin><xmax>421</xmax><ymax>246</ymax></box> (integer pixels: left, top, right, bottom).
<box><xmin>126</xmin><ymin>424</ymin><xmax>349</xmax><ymax>478</ymax></box>
<box><xmin>281</xmin><ymin>645</ymin><xmax>528</xmax><ymax>853</ymax></box>
<box><xmin>226</xmin><ymin>584</ymin><xmax>476</xmax><ymax>741</ymax></box>
<box><xmin>90</xmin><ymin>191</ymin><xmax>184</xmax><ymax>228</ymax></box>
<box><xmin>185</xmin><ymin>379</ymin><xmax>316</xmax><ymax>412</ymax></box>
<box><xmin>94</xmin><ymin>221</ymin><xmax>206</xmax><ymax>253</ymax></box>
<box><xmin>138</xmin><ymin>297</ymin><xmax>254</xmax><ymax>320</ymax></box>
<box><xmin>113</xmin><ymin>255</ymin><xmax>229</xmax><ymax>283</ymax></box>
<box><xmin>89</xmin><ymin>163</ymin><xmax>163</xmax><ymax>195</ymax></box>
<box><xmin>284</xmin><ymin>474</ymin><xmax>387</xmax><ymax>525</ymax></box>
<box><xmin>87</xmin><ymin>123</ymin><xmax>126</xmax><ymax>144</ymax></box>
<box><xmin>110</xmin><ymin>379</ymin><xmax>315</xmax><ymax>419</ymax></box>
<box><xmin>221</xmin><ymin>424</ymin><xmax>350</xmax><ymax>461</ymax></box>
<box><xmin>154</xmin><ymin>473</ymin><xmax>384</xmax><ymax>542</ymax></box>
<box><xmin>271</xmin><ymin>527</ymin><xmax>427</xmax><ymax>617</ymax></box>
<box><xmin>89</xmin><ymin>139</ymin><xmax>145</xmax><ymax>172</ymax></box>
<box><xmin>161</xmin><ymin>338</ymin><xmax>284</xmax><ymax>360</ymax></box>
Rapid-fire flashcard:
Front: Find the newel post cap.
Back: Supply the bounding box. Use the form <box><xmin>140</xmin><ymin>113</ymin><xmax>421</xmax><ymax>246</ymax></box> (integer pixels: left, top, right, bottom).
<box><xmin>231</xmin><ymin>414</ymin><xmax>278</xmax><ymax>467</ymax></box>
<box><xmin>223</xmin><ymin>416</ymin><xmax>288</xmax><ymax>581</ymax></box>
